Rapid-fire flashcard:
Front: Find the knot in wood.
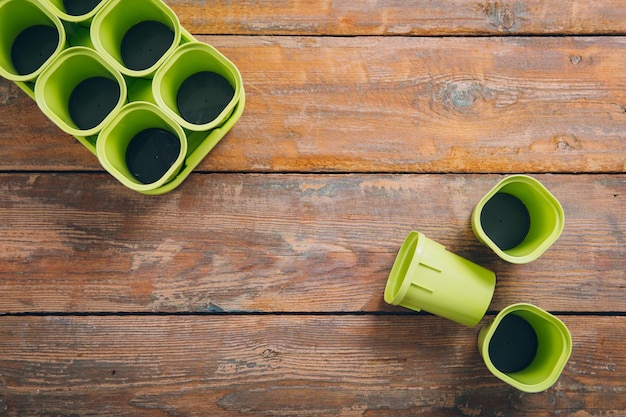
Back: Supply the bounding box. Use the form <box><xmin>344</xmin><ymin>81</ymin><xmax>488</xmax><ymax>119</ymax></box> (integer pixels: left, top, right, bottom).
<box><xmin>480</xmin><ymin>1</ymin><xmax>520</xmax><ymax>32</ymax></box>
<box><xmin>500</xmin><ymin>7</ymin><xmax>516</xmax><ymax>30</ymax></box>
<box><xmin>555</xmin><ymin>135</ymin><xmax>581</xmax><ymax>151</ymax></box>
<box><xmin>262</xmin><ymin>348</ymin><xmax>279</xmax><ymax>359</ymax></box>
<box><xmin>442</xmin><ymin>80</ymin><xmax>494</xmax><ymax>115</ymax></box>
<box><xmin>570</xmin><ymin>55</ymin><xmax>582</xmax><ymax>65</ymax></box>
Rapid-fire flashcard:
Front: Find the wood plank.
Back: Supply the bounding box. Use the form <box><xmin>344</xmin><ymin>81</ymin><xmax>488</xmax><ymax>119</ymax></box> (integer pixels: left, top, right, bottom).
<box><xmin>1</xmin><ymin>173</ymin><xmax>623</xmax><ymax>313</ymax></box>
<box><xmin>164</xmin><ymin>0</ymin><xmax>626</xmax><ymax>36</ymax></box>
<box><xmin>0</xmin><ymin>315</ymin><xmax>623</xmax><ymax>416</ymax></box>
<box><xmin>2</xmin><ymin>36</ymin><xmax>626</xmax><ymax>173</ymax></box>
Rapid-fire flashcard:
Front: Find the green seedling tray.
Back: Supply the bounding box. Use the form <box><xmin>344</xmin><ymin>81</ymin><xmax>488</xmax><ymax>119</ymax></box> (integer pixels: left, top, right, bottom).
<box><xmin>7</xmin><ymin>2</ymin><xmax>244</xmax><ymax>195</ymax></box>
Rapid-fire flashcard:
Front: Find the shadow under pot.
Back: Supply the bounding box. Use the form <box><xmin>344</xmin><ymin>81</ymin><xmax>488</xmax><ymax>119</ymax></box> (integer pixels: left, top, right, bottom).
<box><xmin>478</xmin><ymin>303</ymin><xmax>572</xmax><ymax>393</ymax></box>
<box><xmin>39</xmin><ymin>0</ymin><xmax>108</xmax><ymax>24</ymax></box>
<box><xmin>0</xmin><ymin>0</ymin><xmax>66</xmax><ymax>82</ymax></box>
<box><xmin>97</xmin><ymin>102</ymin><xmax>187</xmax><ymax>193</ymax></box>
<box><xmin>34</xmin><ymin>46</ymin><xmax>127</xmax><ymax>137</ymax></box>
<box><xmin>90</xmin><ymin>0</ymin><xmax>181</xmax><ymax>78</ymax></box>
<box><xmin>153</xmin><ymin>42</ymin><xmax>243</xmax><ymax>131</ymax></box>
<box><xmin>471</xmin><ymin>175</ymin><xmax>565</xmax><ymax>264</ymax></box>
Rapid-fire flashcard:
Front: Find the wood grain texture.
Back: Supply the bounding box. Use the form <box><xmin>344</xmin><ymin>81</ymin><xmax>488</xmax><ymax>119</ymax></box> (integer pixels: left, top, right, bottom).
<box><xmin>0</xmin><ymin>315</ymin><xmax>623</xmax><ymax>417</ymax></box>
<box><xmin>163</xmin><ymin>0</ymin><xmax>626</xmax><ymax>36</ymax></box>
<box><xmin>2</xmin><ymin>36</ymin><xmax>626</xmax><ymax>173</ymax></box>
<box><xmin>1</xmin><ymin>173</ymin><xmax>623</xmax><ymax>313</ymax></box>
<box><xmin>1</xmin><ymin>1</ymin><xmax>625</xmax><ymax>415</ymax></box>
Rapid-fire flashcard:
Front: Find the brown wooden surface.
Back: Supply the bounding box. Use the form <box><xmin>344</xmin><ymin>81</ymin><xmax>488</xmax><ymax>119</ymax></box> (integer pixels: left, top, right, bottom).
<box><xmin>1</xmin><ymin>0</ymin><xmax>625</xmax><ymax>416</ymax></box>
<box><xmin>0</xmin><ymin>173</ymin><xmax>624</xmax><ymax>314</ymax></box>
<box><xmin>3</xmin><ymin>35</ymin><xmax>626</xmax><ymax>173</ymax></box>
<box><xmin>0</xmin><ymin>316</ymin><xmax>624</xmax><ymax>416</ymax></box>
<box><xmin>167</xmin><ymin>0</ymin><xmax>626</xmax><ymax>36</ymax></box>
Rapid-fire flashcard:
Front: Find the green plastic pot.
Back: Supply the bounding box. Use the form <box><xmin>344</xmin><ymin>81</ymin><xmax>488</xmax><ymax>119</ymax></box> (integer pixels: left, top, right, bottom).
<box><xmin>478</xmin><ymin>303</ymin><xmax>572</xmax><ymax>393</ymax></box>
<box><xmin>471</xmin><ymin>175</ymin><xmax>564</xmax><ymax>264</ymax></box>
<box><xmin>0</xmin><ymin>0</ymin><xmax>66</xmax><ymax>82</ymax></box>
<box><xmin>90</xmin><ymin>0</ymin><xmax>181</xmax><ymax>78</ymax></box>
<box><xmin>152</xmin><ymin>41</ymin><xmax>243</xmax><ymax>131</ymax></box>
<box><xmin>34</xmin><ymin>46</ymin><xmax>127</xmax><ymax>137</ymax></box>
<box><xmin>97</xmin><ymin>101</ymin><xmax>187</xmax><ymax>193</ymax></box>
<box><xmin>384</xmin><ymin>231</ymin><xmax>496</xmax><ymax>327</ymax></box>
<box><xmin>39</xmin><ymin>0</ymin><xmax>109</xmax><ymax>25</ymax></box>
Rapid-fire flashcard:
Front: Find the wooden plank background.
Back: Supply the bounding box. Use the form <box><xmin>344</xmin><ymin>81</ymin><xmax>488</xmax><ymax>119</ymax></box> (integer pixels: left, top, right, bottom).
<box><xmin>1</xmin><ymin>316</ymin><xmax>625</xmax><ymax>416</ymax></box>
<box><xmin>3</xmin><ymin>36</ymin><xmax>626</xmax><ymax>173</ymax></box>
<box><xmin>0</xmin><ymin>173</ymin><xmax>624</xmax><ymax>313</ymax></box>
<box><xmin>0</xmin><ymin>0</ymin><xmax>625</xmax><ymax>415</ymax></box>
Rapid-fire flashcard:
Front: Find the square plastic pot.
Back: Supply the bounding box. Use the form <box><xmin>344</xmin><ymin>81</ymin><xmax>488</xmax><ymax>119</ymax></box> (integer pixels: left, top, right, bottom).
<box><xmin>0</xmin><ymin>0</ymin><xmax>66</xmax><ymax>82</ymax></box>
<box><xmin>478</xmin><ymin>303</ymin><xmax>572</xmax><ymax>393</ymax></box>
<box><xmin>152</xmin><ymin>42</ymin><xmax>243</xmax><ymax>131</ymax></box>
<box><xmin>39</xmin><ymin>0</ymin><xmax>109</xmax><ymax>25</ymax></box>
<box><xmin>471</xmin><ymin>175</ymin><xmax>565</xmax><ymax>264</ymax></box>
<box><xmin>34</xmin><ymin>46</ymin><xmax>127</xmax><ymax>137</ymax></box>
<box><xmin>90</xmin><ymin>0</ymin><xmax>181</xmax><ymax>78</ymax></box>
<box><xmin>97</xmin><ymin>101</ymin><xmax>187</xmax><ymax>193</ymax></box>
<box><xmin>384</xmin><ymin>231</ymin><xmax>496</xmax><ymax>327</ymax></box>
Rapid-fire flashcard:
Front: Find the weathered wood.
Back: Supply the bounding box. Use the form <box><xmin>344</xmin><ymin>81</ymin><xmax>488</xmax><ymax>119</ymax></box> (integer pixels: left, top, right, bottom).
<box><xmin>163</xmin><ymin>0</ymin><xmax>626</xmax><ymax>36</ymax></box>
<box><xmin>1</xmin><ymin>173</ymin><xmax>623</xmax><ymax>313</ymax></box>
<box><xmin>0</xmin><ymin>2</ymin><xmax>624</xmax><ymax>415</ymax></box>
<box><xmin>0</xmin><ymin>315</ymin><xmax>623</xmax><ymax>416</ymax></box>
<box><xmin>216</xmin><ymin>35</ymin><xmax>626</xmax><ymax>173</ymax></box>
<box><xmin>2</xmin><ymin>36</ymin><xmax>626</xmax><ymax>173</ymax></box>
